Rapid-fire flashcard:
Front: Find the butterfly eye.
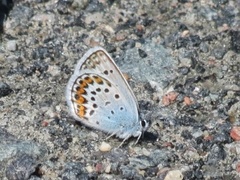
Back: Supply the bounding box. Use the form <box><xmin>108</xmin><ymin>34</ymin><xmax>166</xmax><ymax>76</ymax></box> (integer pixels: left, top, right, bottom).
<box><xmin>140</xmin><ymin>119</ymin><xmax>149</xmax><ymax>131</ymax></box>
<box><xmin>141</xmin><ymin>120</ymin><xmax>146</xmax><ymax>127</ymax></box>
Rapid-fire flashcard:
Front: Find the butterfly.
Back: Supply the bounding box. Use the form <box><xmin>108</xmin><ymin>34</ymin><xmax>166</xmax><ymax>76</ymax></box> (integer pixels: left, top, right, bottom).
<box><xmin>66</xmin><ymin>47</ymin><xmax>149</xmax><ymax>145</ymax></box>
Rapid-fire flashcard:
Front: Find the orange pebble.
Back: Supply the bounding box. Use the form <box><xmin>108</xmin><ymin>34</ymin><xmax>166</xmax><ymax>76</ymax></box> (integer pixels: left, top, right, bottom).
<box><xmin>184</xmin><ymin>96</ymin><xmax>193</xmax><ymax>105</ymax></box>
<box><xmin>230</xmin><ymin>127</ymin><xmax>240</xmax><ymax>141</ymax></box>
<box><xmin>162</xmin><ymin>91</ymin><xmax>178</xmax><ymax>106</ymax></box>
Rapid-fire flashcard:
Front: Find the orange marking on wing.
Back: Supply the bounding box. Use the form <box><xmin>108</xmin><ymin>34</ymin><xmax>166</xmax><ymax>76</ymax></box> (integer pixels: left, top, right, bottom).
<box><xmin>79</xmin><ymin>80</ymin><xmax>88</xmax><ymax>88</ymax></box>
<box><xmin>93</xmin><ymin>76</ymin><xmax>103</xmax><ymax>84</ymax></box>
<box><xmin>78</xmin><ymin>105</ymin><xmax>86</xmax><ymax>118</ymax></box>
<box><xmin>77</xmin><ymin>88</ymin><xmax>86</xmax><ymax>95</ymax></box>
<box><xmin>84</xmin><ymin>76</ymin><xmax>93</xmax><ymax>84</ymax></box>
<box><xmin>76</xmin><ymin>96</ymin><xmax>86</xmax><ymax>104</ymax></box>
<box><xmin>80</xmin><ymin>105</ymin><xmax>85</xmax><ymax>111</ymax></box>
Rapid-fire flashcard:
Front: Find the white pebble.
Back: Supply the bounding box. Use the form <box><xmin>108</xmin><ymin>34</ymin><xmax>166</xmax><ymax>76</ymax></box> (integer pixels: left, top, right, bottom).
<box><xmin>99</xmin><ymin>142</ymin><xmax>112</xmax><ymax>152</ymax></box>
<box><xmin>6</xmin><ymin>40</ymin><xmax>17</xmax><ymax>51</ymax></box>
<box><xmin>164</xmin><ymin>170</ymin><xmax>183</xmax><ymax>180</ymax></box>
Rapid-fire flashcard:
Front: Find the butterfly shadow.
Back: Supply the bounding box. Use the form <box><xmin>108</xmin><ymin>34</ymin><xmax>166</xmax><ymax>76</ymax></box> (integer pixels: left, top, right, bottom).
<box><xmin>141</xmin><ymin>131</ymin><xmax>158</xmax><ymax>143</ymax></box>
<box><xmin>72</xmin><ymin>119</ymin><xmax>158</xmax><ymax>147</ymax></box>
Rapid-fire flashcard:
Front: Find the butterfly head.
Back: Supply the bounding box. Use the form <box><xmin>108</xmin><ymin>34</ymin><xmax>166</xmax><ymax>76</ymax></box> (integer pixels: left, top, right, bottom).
<box><xmin>140</xmin><ymin>119</ymin><xmax>149</xmax><ymax>132</ymax></box>
<box><xmin>114</xmin><ymin>118</ymin><xmax>148</xmax><ymax>140</ymax></box>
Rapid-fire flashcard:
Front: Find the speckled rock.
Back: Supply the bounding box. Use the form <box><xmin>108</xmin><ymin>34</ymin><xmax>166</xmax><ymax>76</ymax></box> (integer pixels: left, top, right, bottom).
<box><xmin>5</xmin><ymin>154</ymin><xmax>38</xmax><ymax>180</ymax></box>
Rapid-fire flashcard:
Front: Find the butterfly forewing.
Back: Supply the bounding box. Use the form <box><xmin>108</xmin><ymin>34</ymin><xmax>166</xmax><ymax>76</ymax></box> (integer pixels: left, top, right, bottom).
<box><xmin>75</xmin><ymin>47</ymin><xmax>138</xmax><ymax>107</ymax></box>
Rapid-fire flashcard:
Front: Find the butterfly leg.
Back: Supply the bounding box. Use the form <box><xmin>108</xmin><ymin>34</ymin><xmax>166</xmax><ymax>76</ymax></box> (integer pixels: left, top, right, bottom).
<box><xmin>106</xmin><ymin>131</ymin><xmax>118</xmax><ymax>140</ymax></box>
<box><xmin>134</xmin><ymin>132</ymin><xmax>142</xmax><ymax>145</ymax></box>
<box><xmin>118</xmin><ymin>135</ymin><xmax>132</xmax><ymax>148</ymax></box>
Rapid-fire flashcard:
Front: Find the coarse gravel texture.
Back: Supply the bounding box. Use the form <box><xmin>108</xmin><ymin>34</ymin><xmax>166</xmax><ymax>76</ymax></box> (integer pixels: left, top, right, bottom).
<box><xmin>0</xmin><ymin>0</ymin><xmax>240</xmax><ymax>179</ymax></box>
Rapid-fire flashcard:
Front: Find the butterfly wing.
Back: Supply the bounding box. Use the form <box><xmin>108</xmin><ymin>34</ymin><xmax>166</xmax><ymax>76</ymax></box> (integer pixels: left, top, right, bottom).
<box><xmin>74</xmin><ymin>47</ymin><xmax>138</xmax><ymax>107</ymax></box>
<box><xmin>66</xmin><ymin>47</ymin><xmax>141</xmax><ymax>138</ymax></box>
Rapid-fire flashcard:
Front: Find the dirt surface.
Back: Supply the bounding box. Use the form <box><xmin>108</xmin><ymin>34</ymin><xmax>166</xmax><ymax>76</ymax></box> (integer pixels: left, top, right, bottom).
<box><xmin>0</xmin><ymin>0</ymin><xmax>240</xmax><ymax>179</ymax></box>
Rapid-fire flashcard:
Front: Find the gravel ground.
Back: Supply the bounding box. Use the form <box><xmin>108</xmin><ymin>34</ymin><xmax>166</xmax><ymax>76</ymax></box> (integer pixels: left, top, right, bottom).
<box><xmin>0</xmin><ymin>0</ymin><xmax>240</xmax><ymax>179</ymax></box>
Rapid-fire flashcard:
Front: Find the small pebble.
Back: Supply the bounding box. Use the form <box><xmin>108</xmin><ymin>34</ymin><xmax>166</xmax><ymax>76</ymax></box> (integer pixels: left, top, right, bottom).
<box><xmin>181</xmin><ymin>30</ymin><xmax>189</xmax><ymax>37</ymax></box>
<box><xmin>230</xmin><ymin>127</ymin><xmax>240</xmax><ymax>141</ymax></box>
<box><xmin>162</xmin><ymin>91</ymin><xmax>179</xmax><ymax>106</ymax></box>
<box><xmin>184</xmin><ymin>96</ymin><xmax>193</xmax><ymax>106</ymax></box>
<box><xmin>105</xmin><ymin>163</ymin><xmax>111</xmax><ymax>173</ymax></box>
<box><xmin>213</xmin><ymin>47</ymin><xmax>227</xmax><ymax>59</ymax></box>
<box><xmin>164</xmin><ymin>170</ymin><xmax>183</xmax><ymax>180</ymax></box>
<box><xmin>138</xmin><ymin>48</ymin><xmax>148</xmax><ymax>58</ymax></box>
<box><xmin>99</xmin><ymin>142</ymin><xmax>112</xmax><ymax>152</ymax></box>
<box><xmin>0</xmin><ymin>82</ymin><xmax>13</xmax><ymax>97</ymax></box>
<box><xmin>6</xmin><ymin>40</ymin><xmax>17</xmax><ymax>51</ymax></box>
<box><xmin>236</xmin><ymin>162</ymin><xmax>240</xmax><ymax>173</ymax></box>
<box><xmin>115</xmin><ymin>32</ymin><xmax>127</xmax><ymax>41</ymax></box>
<box><xmin>95</xmin><ymin>163</ymin><xmax>103</xmax><ymax>173</ymax></box>
<box><xmin>86</xmin><ymin>165</ymin><xmax>93</xmax><ymax>173</ymax></box>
